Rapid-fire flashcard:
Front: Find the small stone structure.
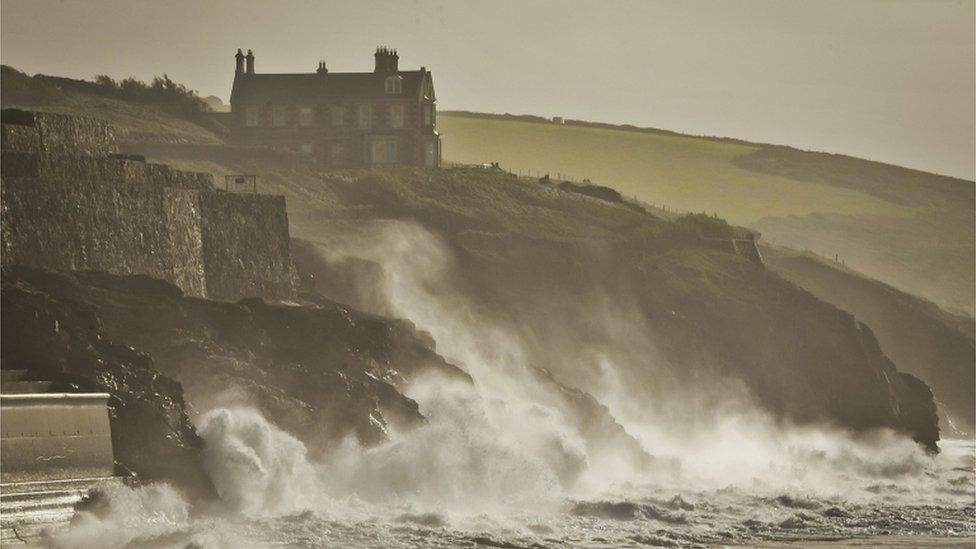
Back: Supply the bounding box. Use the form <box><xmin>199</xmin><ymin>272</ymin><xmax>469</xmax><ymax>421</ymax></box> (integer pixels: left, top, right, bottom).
<box><xmin>701</xmin><ymin>232</ymin><xmax>765</xmax><ymax>266</ymax></box>
<box><xmin>1</xmin><ymin>109</ymin><xmax>293</xmax><ymax>301</ymax></box>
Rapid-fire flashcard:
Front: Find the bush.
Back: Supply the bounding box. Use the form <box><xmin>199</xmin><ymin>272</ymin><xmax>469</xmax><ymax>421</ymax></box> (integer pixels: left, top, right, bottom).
<box><xmin>0</xmin><ymin>65</ymin><xmax>210</xmax><ymax>119</ymax></box>
<box><xmin>676</xmin><ymin>213</ymin><xmax>735</xmax><ymax>238</ymax></box>
<box><xmin>89</xmin><ymin>73</ymin><xmax>210</xmax><ymax>117</ymax></box>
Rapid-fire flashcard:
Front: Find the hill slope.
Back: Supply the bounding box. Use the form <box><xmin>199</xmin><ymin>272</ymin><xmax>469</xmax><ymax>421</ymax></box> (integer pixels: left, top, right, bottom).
<box><xmin>438</xmin><ymin>112</ymin><xmax>975</xmax><ymax>315</ymax></box>
<box><xmin>113</xmin><ymin>147</ymin><xmax>941</xmax><ymax>450</ymax></box>
<box><xmin>0</xmin><ymin>71</ymin><xmax>956</xmax><ymax>450</ymax></box>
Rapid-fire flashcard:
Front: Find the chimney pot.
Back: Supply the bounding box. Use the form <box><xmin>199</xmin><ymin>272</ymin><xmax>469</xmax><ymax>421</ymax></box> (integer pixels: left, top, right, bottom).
<box><xmin>245</xmin><ymin>49</ymin><xmax>255</xmax><ymax>74</ymax></box>
<box><xmin>235</xmin><ymin>49</ymin><xmax>245</xmax><ymax>75</ymax></box>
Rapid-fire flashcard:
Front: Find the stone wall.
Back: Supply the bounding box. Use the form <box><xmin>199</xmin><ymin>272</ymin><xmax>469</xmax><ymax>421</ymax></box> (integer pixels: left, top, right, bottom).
<box><xmin>198</xmin><ymin>192</ymin><xmax>292</xmax><ymax>300</ymax></box>
<box><xmin>0</xmin><ymin>109</ymin><xmax>293</xmax><ymax>301</ymax></box>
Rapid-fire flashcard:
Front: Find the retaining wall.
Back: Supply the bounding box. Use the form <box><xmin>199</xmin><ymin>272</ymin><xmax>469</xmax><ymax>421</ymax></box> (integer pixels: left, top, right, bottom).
<box><xmin>0</xmin><ymin>109</ymin><xmax>292</xmax><ymax>301</ymax></box>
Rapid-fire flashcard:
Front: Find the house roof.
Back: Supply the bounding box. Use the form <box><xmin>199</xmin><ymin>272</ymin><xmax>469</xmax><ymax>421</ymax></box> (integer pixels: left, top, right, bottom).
<box><xmin>230</xmin><ymin>70</ymin><xmax>434</xmax><ymax>105</ymax></box>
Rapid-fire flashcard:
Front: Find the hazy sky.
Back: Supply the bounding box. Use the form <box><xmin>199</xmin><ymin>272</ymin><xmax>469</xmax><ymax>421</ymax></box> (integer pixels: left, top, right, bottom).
<box><xmin>2</xmin><ymin>0</ymin><xmax>974</xmax><ymax>179</ymax></box>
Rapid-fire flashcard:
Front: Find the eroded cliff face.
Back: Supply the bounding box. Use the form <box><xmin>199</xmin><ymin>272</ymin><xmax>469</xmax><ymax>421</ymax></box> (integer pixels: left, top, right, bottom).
<box><xmin>763</xmin><ymin>248</ymin><xmax>975</xmax><ymax>436</ymax></box>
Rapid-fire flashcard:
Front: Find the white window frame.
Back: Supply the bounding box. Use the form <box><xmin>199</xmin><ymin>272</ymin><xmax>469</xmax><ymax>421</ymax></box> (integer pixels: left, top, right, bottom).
<box><xmin>298</xmin><ymin>106</ymin><xmax>314</xmax><ymax>127</ymax></box>
<box><xmin>384</xmin><ymin>76</ymin><xmax>403</xmax><ymax>94</ymax></box>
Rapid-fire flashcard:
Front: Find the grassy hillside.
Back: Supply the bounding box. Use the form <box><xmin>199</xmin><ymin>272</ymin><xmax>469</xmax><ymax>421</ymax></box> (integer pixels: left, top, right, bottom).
<box><xmin>439</xmin><ymin>113</ymin><xmax>909</xmax><ymax>223</ymax></box>
<box><xmin>439</xmin><ymin>112</ymin><xmax>975</xmax><ymax>315</ymax></box>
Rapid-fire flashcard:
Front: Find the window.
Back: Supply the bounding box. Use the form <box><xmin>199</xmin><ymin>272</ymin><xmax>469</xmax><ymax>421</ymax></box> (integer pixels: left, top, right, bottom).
<box><xmin>330</xmin><ymin>142</ymin><xmax>346</xmax><ymax>164</ymax></box>
<box><xmin>357</xmin><ymin>104</ymin><xmax>372</xmax><ymax>129</ymax></box>
<box><xmin>244</xmin><ymin>106</ymin><xmax>259</xmax><ymax>127</ymax></box>
<box><xmin>384</xmin><ymin>75</ymin><xmax>403</xmax><ymax>94</ymax></box>
<box><xmin>330</xmin><ymin>106</ymin><xmax>345</xmax><ymax>127</ymax></box>
<box><xmin>389</xmin><ymin>104</ymin><xmax>404</xmax><ymax>129</ymax></box>
<box><xmin>298</xmin><ymin>106</ymin><xmax>313</xmax><ymax>127</ymax></box>
<box><xmin>272</xmin><ymin>105</ymin><xmax>288</xmax><ymax>127</ymax></box>
<box><xmin>423</xmin><ymin>104</ymin><xmax>433</xmax><ymax>126</ymax></box>
<box><xmin>300</xmin><ymin>143</ymin><xmax>313</xmax><ymax>155</ymax></box>
<box><xmin>367</xmin><ymin>140</ymin><xmax>398</xmax><ymax>164</ymax></box>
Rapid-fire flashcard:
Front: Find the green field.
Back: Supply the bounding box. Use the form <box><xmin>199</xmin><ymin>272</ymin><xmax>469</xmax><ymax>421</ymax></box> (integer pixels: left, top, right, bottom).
<box><xmin>439</xmin><ymin>114</ymin><xmax>909</xmax><ymax>225</ymax></box>
<box><xmin>439</xmin><ymin>112</ymin><xmax>974</xmax><ymax>315</ymax></box>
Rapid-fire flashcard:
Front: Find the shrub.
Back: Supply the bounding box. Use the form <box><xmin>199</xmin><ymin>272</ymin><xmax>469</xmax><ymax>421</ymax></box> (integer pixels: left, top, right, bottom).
<box><xmin>89</xmin><ymin>73</ymin><xmax>210</xmax><ymax>117</ymax></box>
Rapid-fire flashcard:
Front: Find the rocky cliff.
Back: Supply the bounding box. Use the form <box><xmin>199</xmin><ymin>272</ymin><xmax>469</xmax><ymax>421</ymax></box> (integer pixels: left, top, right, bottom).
<box><xmin>764</xmin><ymin>247</ymin><xmax>975</xmax><ymax>436</ymax></box>
<box><xmin>276</xmin><ymin>167</ymin><xmax>940</xmax><ymax>451</ymax></box>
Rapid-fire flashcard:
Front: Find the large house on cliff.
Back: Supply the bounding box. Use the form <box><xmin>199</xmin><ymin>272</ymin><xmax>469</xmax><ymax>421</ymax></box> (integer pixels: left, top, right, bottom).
<box><xmin>229</xmin><ymin>47</ymin><xmax>440</xmax><ymax>167</ymax></box>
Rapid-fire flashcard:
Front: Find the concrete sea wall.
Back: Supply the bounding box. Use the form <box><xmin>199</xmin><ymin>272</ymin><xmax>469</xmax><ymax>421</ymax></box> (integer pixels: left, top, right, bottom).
<box><xmin>0</xmin><ymin>109</ymin><xmax>292</xmax><ymax>301</ymax></box>
<box><xmin>0</xmin><ymin>393</ymin><xmax>115</xmax><ymax>483</ymax></box>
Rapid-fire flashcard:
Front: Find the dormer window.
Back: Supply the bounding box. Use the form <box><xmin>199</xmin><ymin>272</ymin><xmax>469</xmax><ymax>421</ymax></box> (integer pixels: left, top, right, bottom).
<box><xmin>384</xmin><ymin>75</ymin><xmax>402</xmax><ymax>94</ymax></box>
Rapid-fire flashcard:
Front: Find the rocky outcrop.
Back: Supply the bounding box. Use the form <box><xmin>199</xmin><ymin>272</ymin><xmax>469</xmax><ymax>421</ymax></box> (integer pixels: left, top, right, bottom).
<box><xmin>1</xmin><ymin>266</ymin><xmax>468</xmax><ymax>455</ymax></box>
<box><xmin>1</xmin><ymin>268</ymin><xmax>214</xmax><ymax>499</ymax></box>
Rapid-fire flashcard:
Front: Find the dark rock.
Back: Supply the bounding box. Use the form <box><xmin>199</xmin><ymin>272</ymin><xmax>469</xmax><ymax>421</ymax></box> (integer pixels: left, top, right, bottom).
<box><xmin>2</xmin><ymin>266</ymin><xmax>467</xmax><ymax>455</ymax></box>
<box><xmin>0</xmin><ymin>267</ymin><xmax>214</xmax><ymax>500</ymax></box>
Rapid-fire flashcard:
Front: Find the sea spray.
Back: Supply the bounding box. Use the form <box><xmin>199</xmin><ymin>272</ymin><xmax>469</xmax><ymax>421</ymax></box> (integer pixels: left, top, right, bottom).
<box><xmin>44</xmin><ymin>482</ymin><xmax>190</xmax><ymax>549</ymax></box>
<box><xmin>198</xmin><ymin>407</ymin><xmax>319</xmax><ymax>516</ymax></box>
<box><xmin>319</xmin><ymin>371</ymin><xmax>581</xmax><ymax>509</ymax></box>
<box><xmin>310</xmin><ymin>220</ymin><xmax>658</xmax><ymax>492</ymax></box>
<box><xmin>195</xmin><ymin>392</ymin><xmax>574</xmax><ymax>518</ymax></box>
<box><xmin>308</xmin><ymin>220</ymin><xmax>958</xmax><ymax>500</ymax></box>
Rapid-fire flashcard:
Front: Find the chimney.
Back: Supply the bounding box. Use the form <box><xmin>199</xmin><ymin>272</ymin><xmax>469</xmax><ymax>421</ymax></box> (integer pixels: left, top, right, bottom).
<box><xmin>373</xmin><ymin>46</ymin><xmax>399</xmax><ymax>73</ymax></box>
<box><xmin>245</xmin><ymin>49</ymin><xmax>255</xmax><ymax>74</ymax></box>
<box><xmin>316</xmin><ymin>60</ymin><xmax>328</xmax><ymax>75</ymax></box>
<box><xmin>235</xmin><ymin>49</ymin><xmax>245</xmax><ymax>75</ymax></box>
